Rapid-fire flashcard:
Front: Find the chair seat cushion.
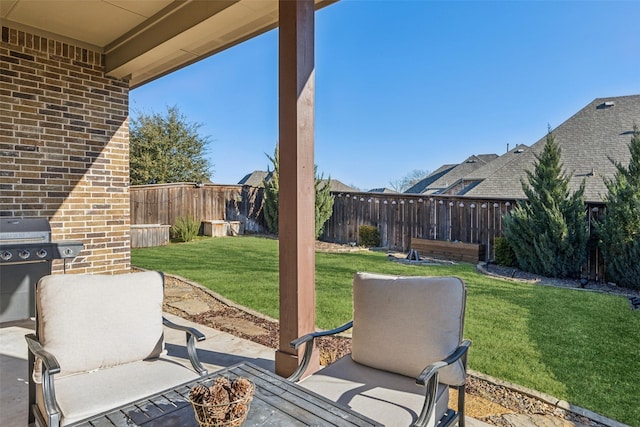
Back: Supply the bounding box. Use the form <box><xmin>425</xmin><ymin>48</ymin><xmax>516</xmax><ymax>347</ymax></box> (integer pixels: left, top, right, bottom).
<box><xmin>299</xmin><ymin>355</ymin><xmax>449</xmax><ymax>427</ymax></box>
<box><xmin>37</xmin><ymin>357</ymin><xmax>200</xmax><ymax>426</ymax></box>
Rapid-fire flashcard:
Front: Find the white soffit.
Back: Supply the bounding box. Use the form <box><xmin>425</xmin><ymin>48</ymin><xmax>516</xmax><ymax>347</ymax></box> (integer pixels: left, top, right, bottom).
<box><xmin>1</xmin><ymin>0</ymin><xmax>337</xmax><ymax>88</ymax></box>
<box><xmin>1</xmin><ymin>0</ymin><xmax>173</xmax><ymax>47</ymax></box>
<box><xmin>109</xmin><ymin>1</ymin><xmax>280</xmax><ymax>85</ymax></box>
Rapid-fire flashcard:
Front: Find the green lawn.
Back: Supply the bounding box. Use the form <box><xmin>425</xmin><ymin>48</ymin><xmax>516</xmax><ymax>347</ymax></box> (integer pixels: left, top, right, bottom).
<box><xmin>132</xmin><ymin>236</ymin><xmax>640</xmax><ymax>425</ymax></box>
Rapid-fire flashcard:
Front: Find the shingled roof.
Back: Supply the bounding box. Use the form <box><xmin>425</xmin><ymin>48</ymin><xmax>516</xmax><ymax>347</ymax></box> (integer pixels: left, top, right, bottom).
<box><xmin>405</xmin><ymin>155</ymin><xmax>498</xmax><ymax>195</ymax></box>
<box><xmin>462</xmin><ymin>95</ymin><xmax>640</xmax><ymax>202</ymax></box>
<box><xmin>327</xmin><ymin>179</ymin><xmax>358</xmax><ymax>193</ymax></box>
<box><xmin>405</xmin><ymin>164</ymin><xmax>456</xmax><ymax>194</ymax></box>
<box><xmin>368</xmin><ymin>187</ymin><xmax>399</xmax><ymax>194</ymax></box>
<box><xmin>437</xmin><ymin>144</ymin><xmax>530</xmax><ymax>196</ymax></box>
<box><xmin>238</xmin><ymin>170</ymin><xmax>357</xmax><ymax>192</ymax></box>
<box><xmin>238</xmin><ymin>170</ymin><xmax>271</xmax><ymax>187</ymax></box>
<box><xmin>411</xmin><ymin>95</ymin><xmax>639</xmax><ymax>202</ymax></box>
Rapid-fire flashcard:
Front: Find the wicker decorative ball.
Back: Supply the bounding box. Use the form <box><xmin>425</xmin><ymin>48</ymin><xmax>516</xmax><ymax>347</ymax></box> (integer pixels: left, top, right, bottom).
<box><xmin>189</xmin><ymin>377</ymin><xmax>255</xmax><ymax>427</ymax></box>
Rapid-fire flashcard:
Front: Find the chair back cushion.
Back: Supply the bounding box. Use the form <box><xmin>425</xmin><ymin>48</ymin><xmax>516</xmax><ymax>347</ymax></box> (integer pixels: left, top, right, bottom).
<box><xmin>351</xmin><ymin>272</ymin><xmax>466</xmax><ymax>386</ymax></box>
<box><xmin>36</xmin><ymin>271</ymin><xmax>165</xmax><ymax>377</ymax></box>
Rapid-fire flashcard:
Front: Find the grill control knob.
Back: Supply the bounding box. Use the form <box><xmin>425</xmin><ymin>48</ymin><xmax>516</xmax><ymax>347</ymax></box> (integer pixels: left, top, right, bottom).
<box><xmin>0</xmin><ymin>251</ymin><xmax>12</xmax><ymax>261</ymax></box>
<box><xmin>63</xmin><ymin>248</ymin><xmax>73</xmax><ymax>256</ymax></box>
<box><xmin>19</xmin><ymin>249</ymin><xmax>31</xmax><ymax>260</ymax></box>
<box><xmin>37</xmin><ymin>249</ymin><xmax>48</xmax><ymax>258</ymax></box>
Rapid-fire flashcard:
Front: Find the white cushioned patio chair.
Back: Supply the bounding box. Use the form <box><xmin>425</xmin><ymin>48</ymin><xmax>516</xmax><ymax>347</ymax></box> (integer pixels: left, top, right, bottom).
<box><xmin>25</xmin><ymin>271</ymin><xmax>208</xmax><ymax>427</ymax></box>
<box><xmin>288</xmin><ymin>272</ymin><xmax>471</xmax><ymax>427</ymax></box>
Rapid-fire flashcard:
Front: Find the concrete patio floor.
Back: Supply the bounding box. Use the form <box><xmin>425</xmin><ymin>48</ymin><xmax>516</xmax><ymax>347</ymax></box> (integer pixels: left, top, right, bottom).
<box><xmin>1</xmin><ymin>313</ymin><xmax>489</xmax><ymax>427</ymax></box>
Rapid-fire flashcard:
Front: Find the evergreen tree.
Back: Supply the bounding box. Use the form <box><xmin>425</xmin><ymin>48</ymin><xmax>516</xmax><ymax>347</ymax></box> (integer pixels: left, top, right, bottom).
<box><xmin>596</xmin><ymin>125</ymin><xmax>640</xmax><ymax>289</ymax></box>
<box><xmin>130</xmin><ymin>106</ymin><xmax>211</xmax><ymax>185</ymax></box>
<box><xmin>315</xmin><ymin>168</ymin><xmax>335</xmax><ymax>238</ymax></box>
<box><xmin>503</xmin><ymin>130</ymin><xmax>588</xmax><ymax>278</ymax></box>
<box><xmin>262</xmin><ymin>144</ymin><xmax>335</xmax><ymax>239</ymax></box>
<box><xmin>263</xmin><ymin>145</ymin><xmax>279</xmax><ymax>235</ymax></box>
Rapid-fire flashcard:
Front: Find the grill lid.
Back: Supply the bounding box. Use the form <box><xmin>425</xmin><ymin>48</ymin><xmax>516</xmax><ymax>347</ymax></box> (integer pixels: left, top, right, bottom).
<box><xmin>0</xmin><ymin>217</ymin><xmax>51</xmax><ymax>243</ymax></box>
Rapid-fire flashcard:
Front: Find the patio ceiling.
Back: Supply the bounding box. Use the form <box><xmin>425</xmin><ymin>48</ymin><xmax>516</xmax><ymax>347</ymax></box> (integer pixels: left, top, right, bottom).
<box><xmin>2</xmin><ymin>0</ymin><xmax>327</xmax><ymax>377</ymax></box>
<box><xmin>0</xmin><ymin>0</ymin><xmax>335</xmax><ymax>88</ymax></box>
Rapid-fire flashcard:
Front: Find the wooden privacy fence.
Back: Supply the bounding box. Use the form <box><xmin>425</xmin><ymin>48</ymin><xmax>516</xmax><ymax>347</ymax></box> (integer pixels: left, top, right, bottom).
<box><xmin>322</xmin><ymin>192</ymin><xmax>515</xmax><ymax>258</ymax></box>
<box><xmin>322</xmin><ymin>191</ymin><xmax>606</xmax><ymax>281</ymax></box>
<box><xmin>130</xmin><ymin>183</ymin><xmax>267</xmax><ymax>233</ymax></box>
<box><xmin>130</xmin><ymin>184</ymin><xmax>606</xmax><ymax>281</ymax></box>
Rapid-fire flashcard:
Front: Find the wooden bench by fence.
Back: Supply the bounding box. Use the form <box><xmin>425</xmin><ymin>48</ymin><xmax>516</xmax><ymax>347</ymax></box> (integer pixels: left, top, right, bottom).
<box><xmin>410</xmin><ymin>237</ymin><xmax>485</xmax><ymax>263</ymax></box>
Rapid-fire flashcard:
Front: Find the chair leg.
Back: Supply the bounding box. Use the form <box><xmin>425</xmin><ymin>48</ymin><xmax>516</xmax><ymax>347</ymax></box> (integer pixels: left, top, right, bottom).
<box><xmin>457</xmin><ymin>384</ymin><xmax>466</xmax><ymax>427</ymax></box>
<box><xmin>28</xmin><ymin>350</ymin><xmax>35</xmax><ymax>425</ymax></box>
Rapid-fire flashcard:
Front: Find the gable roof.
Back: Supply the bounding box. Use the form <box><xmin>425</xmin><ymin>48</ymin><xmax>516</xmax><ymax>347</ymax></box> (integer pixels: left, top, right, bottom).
<box><xmin>238</xmin><ymin>170</ymin><xmax>357</xmax><ymax>192</ymax></box>
<box><xmin>404</xmin><ymin>164</ymin><xmax>456</xmax><ymax>194</ymax></box>
<box><xmin>462</xmin><ymin>145</ymin><xmax>529</xmax><ymax>181</ymax></box>
<box><xmin>406</xmin><ymin>155</ymin><xmax>498</xmax><ymax>195</ymax></box>
<box><xmin>327</xmin><ymin>179</ymin><xmax>358</xmax><ymax>193</ymax></box>
<box><xmin>238</xmin><ymin>170</ymin><xmax>270</xmax><ymax>187</ymax></box>
<box><xmin>462</xmin><ymin>95</ymin><xmax>640</xmax><ymax>202</ymax></box>
<box><xmin>368</xmin><ymin>187</ymin><xmax>398</xmax><ymax>194</ymax></box>
<box><xmin>437</xmin><ymin>144</ymin><xmax>530</xmax><ymax>196</ymax></box>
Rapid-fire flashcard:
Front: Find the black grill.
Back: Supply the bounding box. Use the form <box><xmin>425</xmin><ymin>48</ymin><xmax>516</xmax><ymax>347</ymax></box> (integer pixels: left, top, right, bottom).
<box><xmin>0</xmin><ymin>217</ymin><xmax>83</xmax><ymax>323</ymax></box>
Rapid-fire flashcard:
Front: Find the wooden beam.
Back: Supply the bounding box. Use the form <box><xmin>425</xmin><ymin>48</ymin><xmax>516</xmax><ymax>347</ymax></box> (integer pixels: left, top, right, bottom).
<box><xmin>275</xmin><ymin>0</ymin><xmax>318</xmax><ymax>378</ymax></box>
<box><xmin>104</xmin><ymin>1</ymin><xmax>237</xmax><ymax>77</ymax></box>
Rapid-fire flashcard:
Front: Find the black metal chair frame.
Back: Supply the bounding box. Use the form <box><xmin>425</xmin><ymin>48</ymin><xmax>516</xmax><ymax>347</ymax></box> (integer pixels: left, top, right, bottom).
<box><xmin>288</xmin><ymin>321</ymin><xmax>471</xmax><ymax>427</ymax></box>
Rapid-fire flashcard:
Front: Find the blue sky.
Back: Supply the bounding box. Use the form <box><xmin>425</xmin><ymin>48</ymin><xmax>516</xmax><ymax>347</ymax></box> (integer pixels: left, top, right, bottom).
<box><xmin>130</xmin><ymin>0</ymin><xmax>640</xmax><ymax>191</ymax></box>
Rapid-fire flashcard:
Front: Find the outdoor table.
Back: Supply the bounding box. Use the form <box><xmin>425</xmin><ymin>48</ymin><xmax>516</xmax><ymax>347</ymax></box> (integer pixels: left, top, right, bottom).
<box><xmin>68</xmin><ymin>361</ymin><xmax>382</xmax><ymax>426</ymax></box>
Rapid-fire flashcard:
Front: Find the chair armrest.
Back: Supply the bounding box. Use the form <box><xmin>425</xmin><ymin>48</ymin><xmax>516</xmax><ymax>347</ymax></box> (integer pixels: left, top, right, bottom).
<box><xmin>163</xmin><ymin>316</ymin><xmax>206</xmax><ymax>341</ymax></box>
<box><xmin>25</xmin><ymin>334</ymin><xmax>60</xmax><ymax>375</ymax></box>
<box><xmin>416</xmin><ymin>339</ymin><xmax>471</xmax><ymax>386</ymax></box>
<box><xmin>163</xmin><ymin>317</ymin><xmax>208</xmax><ymax>376</ymax></box>
<box><xmin>287</xmin><ymin>321</ymin><xmax>353</xmax><ymax>382</ymax></box>
<box><xmin>413</xmin><ymin>340</ymin><xmax>471</xmax><ymax>427</ymax></box>
<box><xmin>25</xmin><ymin>334</ymin><xmax>62</xmax><ymax>427</ymax></box>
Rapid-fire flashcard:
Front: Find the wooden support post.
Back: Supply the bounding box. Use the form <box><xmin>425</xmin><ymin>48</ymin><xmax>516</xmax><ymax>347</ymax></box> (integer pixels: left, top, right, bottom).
<box><xmin>275</xmin><ymin>0</ymin><xmax>319</xmax><ymax>378</ymax></box>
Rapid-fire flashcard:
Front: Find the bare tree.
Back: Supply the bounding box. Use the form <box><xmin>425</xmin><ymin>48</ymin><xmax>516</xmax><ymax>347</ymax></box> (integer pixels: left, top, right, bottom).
<box><xmin>389</xmin><ymin>169</ymin><xmax>431</xmax><ymax>192</ymax></box>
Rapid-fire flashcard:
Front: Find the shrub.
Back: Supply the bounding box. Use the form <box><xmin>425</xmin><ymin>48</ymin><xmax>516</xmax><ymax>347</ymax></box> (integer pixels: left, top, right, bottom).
<box><xmin>359</xmin><ymin>225</ymin><xmax>381</xmax><ymax>247</ymax></box>
<box><xmin>172</xmin><ymin>216</ymin><xmax>199</xmax><ymax>242</ymax></box>
<box><xmin>493</xmin><ymin>237</ymin><xmax>517</xmax><ymax>267</ymax></box>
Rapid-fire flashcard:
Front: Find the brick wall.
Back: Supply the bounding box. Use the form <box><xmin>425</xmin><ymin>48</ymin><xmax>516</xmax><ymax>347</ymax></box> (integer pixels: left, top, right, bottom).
<box><xmin>1</xmin><ymin>26</ymin><xmax>131</xmax><ymax>274</ymax></box>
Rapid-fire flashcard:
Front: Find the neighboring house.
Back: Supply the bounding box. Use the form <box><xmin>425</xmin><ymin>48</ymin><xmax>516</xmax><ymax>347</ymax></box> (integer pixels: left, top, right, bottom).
<box><xmin>404</xmin><ymin>164</ymin><xmax>456</xmax><ymax>194</ymax></box>
<box><xmin>408</xmin><ymin>95</ymin><xmax>640</xmax><ymax>203</ymax></box>
<box><xmin>238</xmin><ymin>170</ymin><xmax>357</xmax><ymax>192</ymax></box>
<box><xmin>238</xmin><ymin>170</ymin><xmax>271</xmax><ymax>187</ymax></box>
<box><xmin>440</xmin><ymin>144</ymin><xmax>529</xmax><ymax>196</ymax></box>
<box><xmin>329</xmin><ymin>179</ymin><xmax>358</xmax><ymax>193</ymax></box>
<box><xmin>464</xmin><ymin>95</ymin><xmax>639</xmax><ymax>203</ymax></box>
<box><xmin>405</xmin><ymin>155</ymin><xmax>498</xmax><ymax>195</ymax></box>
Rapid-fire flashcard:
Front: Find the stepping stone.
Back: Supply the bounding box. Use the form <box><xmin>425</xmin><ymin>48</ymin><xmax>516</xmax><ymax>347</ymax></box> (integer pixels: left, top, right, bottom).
<box><xmin>502</xmin><ymin>414</ymin><xmax>585</xmax><ymax>427</ymax></box>
<box><xmin>165</xmin><ymin>287</ymin><xmax>190</xmax><ymax>298</ymax></box>
<box><xmin>211</xmin><ymin>318</ymin><xmax>268</xmax><ymax>337</ymax></box>
<box><xmin>168</xmin><ymin>299</ymin><xmax>209</xmax><ymax>315</ymax></box>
